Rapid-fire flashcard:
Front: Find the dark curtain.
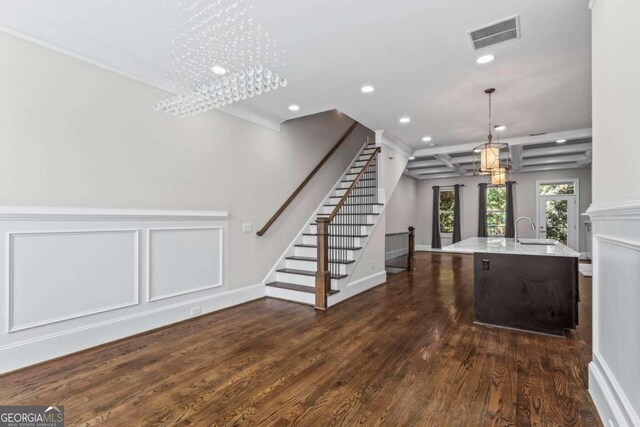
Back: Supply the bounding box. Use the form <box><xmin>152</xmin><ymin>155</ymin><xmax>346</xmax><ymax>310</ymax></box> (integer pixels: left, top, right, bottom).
<box><xmin>431</xmin><ymin>186</ymin><xmax>441</xmax><ymax>249</ymax></box>
<box><xmin>505</xmin><ymin>181</ymin><xmax>515</xmax><ymax>238</ymax></box>
<box><xmin>452</xmin><ymin>184</ymin><xmax>462</xmax><ymax>243</ymax></box>
<box><xmin>478</xmin><ymin>183</ymin><xmax>488</xmax><ymax>237</ymax></box>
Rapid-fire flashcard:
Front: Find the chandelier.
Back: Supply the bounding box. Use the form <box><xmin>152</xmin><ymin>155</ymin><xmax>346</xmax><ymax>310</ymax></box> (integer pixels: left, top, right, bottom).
<box><xmin>152</xmin><ymin>0</ymin><xmax>288</xmax><ymax>117</ymax></box>
<box><xmin>472</xmin><ymin>88</ymin><xmax>511</xmax><ymax>185</ymax></box>
<box><xmin>154</xmin><ymin>64</ymin><xmax>288</xmax><ymax>117</ymax></box>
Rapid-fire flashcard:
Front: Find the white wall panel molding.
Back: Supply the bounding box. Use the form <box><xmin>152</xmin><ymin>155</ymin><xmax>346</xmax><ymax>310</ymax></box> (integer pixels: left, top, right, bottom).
<box><xmin>8</xmin><ymin>229</ymin><xmax>139</xmax><ymax>332</ymax></box>
<box><xmin>0</xmin><ymin>206</ymin><xmax>245</xmax><ymax>373</ymax></box>
<box><xmin>586</xmin><ymin>194</ymin><xmax>640</xmax><ymax>220</ymax></box>
<box><xmin>0</xmin><ymin>206</ymin><xmax>228</xmax><ymax>221</ymax></box>
<box><xmin>147</xmin><ymin>227</ymin><xmax>225</xmax><ymax>302</ymax></box>
<box><xmin>588</xmin><ymin>194</ymin><xmax>640</xmax><ymax>427</ymax></box>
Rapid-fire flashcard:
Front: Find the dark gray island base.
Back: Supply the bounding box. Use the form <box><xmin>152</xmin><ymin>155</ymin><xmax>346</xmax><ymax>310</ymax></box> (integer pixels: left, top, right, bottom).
<box><xmin>473</xmin><ymin>252</ymin><xmax>579</xmax><ymax>336</ymax></box>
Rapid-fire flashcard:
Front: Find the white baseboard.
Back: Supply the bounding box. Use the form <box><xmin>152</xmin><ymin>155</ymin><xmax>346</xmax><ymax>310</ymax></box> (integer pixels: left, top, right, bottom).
<box><xmin>589</xmin><ymin>352</ymin><xmax>640</xmax><ymax>427</ymax></box>
<box><xmin>328</xmin><ymin>271</ymin><xmax>386</xmax><ymax>306</ymax></box>
<box><xmin>0</xmin><ymin>284</ymin><xmax>265</xmax><ymax>374</ymax></box>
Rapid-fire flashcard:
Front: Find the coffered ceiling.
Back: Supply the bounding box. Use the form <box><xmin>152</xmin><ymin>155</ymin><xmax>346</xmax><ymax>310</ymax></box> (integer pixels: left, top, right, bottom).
<box><xmin>0</xmin><ymin>0</ymin><xmax>592</xmax><ymax>148</ymax></box>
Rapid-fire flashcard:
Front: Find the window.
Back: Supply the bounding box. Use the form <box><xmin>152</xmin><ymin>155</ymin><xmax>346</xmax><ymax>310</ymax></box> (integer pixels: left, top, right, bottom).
<box><xmin>486</xmin><ymin>186</ymin><xmax>506</xmax><ymax>236</ymax></box>
<box><xmin>539</xmin><ymin>183</ymin><xmax>575</xmax><ymax>195</ymax></box>
<box><xmin>439</xmin><ymin>189</ymin><xmax>454</xmax><ymax>234</ymax></box>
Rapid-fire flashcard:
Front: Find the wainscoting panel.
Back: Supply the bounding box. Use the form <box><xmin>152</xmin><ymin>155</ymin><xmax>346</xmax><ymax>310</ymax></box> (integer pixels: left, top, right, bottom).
<box><xmin>0</xmin><ymin>207</ymin><xmax>263</xmax><ymax>374</ymax></box>
<box><xmin>148</xmin><ymin>227</ymin><xmax>223</xmax><ymax>301</ymax></box>
<box><xmin>587</xmin><ymin>195</ymin><xmax>640</xmax><ymax>427</ymax></box>
<box><xmin>9</xmin><ymin>230</ymin><xmax>139</xmax><ymax>332</ymax></box>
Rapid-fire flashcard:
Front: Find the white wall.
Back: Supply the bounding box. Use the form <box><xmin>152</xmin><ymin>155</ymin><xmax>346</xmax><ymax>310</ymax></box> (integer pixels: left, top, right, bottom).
<box><xmin>0</xmin><ymin>31</ymin><xmax>375</xmax><ymax>371</ymax></box>
<box><xmin>416</xmin><ymin>168</ymin><xmax>592</xmax><ymax>252</ymax></box>
<box><xmin>385</xmin><ymin>175</ymin><xmax>419</xmax><ymax>234</ymax></box>
<box><xmin>588</xmin><ymin>1</ymin><xmax>640</xmax><ymax>425</ymax></box>
<box><xmin>0</xmin><ymin>31</ymin><xmax>372</xmax><ymax>292</ymax></box>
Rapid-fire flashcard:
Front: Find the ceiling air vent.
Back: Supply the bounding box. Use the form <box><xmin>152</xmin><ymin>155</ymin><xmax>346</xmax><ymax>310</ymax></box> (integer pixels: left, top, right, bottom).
<box><xmin>469</xmin><ymin>15</ymin><xmax>520</xmax><ymax>50</ymax></box>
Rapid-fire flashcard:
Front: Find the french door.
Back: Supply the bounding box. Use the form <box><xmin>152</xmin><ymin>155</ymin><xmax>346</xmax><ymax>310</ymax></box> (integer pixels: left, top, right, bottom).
<box><xmin>537</xmin><ymin>194</ymin><xmax>577</xmax><ymax>249</ymax></box>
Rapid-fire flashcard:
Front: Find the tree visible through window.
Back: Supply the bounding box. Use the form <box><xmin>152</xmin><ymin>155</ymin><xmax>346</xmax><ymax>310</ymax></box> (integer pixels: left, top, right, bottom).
<box><xmin>539</xmin><ymin>182</ymin><xmax>575</xmax><ymax>245</ymax></box>
<box><xmin>486</xmin><ymin>186</ymin><xmax>506</xmax><ymax>236</ymax></box>
<box><xmin>439</xmin><ymin>189</ymin><xmax>454</xmax><ymax>234</ymax></box>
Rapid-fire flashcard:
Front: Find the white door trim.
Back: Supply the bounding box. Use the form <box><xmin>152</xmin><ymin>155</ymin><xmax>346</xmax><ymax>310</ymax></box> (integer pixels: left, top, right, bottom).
<box><xmin>535</xmin><ymin>179</ymin><xmax>580</xmax><ymax>250</ymax></box>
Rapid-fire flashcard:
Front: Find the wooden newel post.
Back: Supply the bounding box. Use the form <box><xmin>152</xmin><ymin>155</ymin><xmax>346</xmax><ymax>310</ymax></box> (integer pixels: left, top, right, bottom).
<box><xmin>408</xmin><ymin>226</ymin><xmax>415</xmax><ymax>271</ymax></box>
<box><xmin>315</xmin><ymin>217</ymin><xmax>331</xmax><ymax>310</ymax></box>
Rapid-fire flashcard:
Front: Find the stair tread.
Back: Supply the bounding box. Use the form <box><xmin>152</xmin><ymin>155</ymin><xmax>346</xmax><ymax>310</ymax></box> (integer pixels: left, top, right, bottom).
<box><xmin>276</xmin><ymin>268</ymin><xmax>347</xmax><ymax>279</ymax></box>
<box><xmin>303</xmin><ymin>233</ymin><xmax>368</xmax><ymax>237</ymax></box>
<box><xmin>286</xmin><ymin>256</ymin><xmax>355</xmax><ymax>264</ymax></box>
<box><xmin>324</xmin><ymin>203</ymin><xmax>384</xmax><ymax>206</ymax></box>
<box><xmin>295</xmin><ymin>243</ymin><xmax>363</xmax><ymax>250</ymax></box>
<box><xmin>336</xmin><ymin>185</ymin><xmax>376</xmax><ymax>189</ymax></box>
<box><xmin>317</xmin><ymin>213</ymin><xmax>380</xmax><ymax>216</ymax></box>
<box><xmin>311</xmin><ymin>222</ymin><xmax>374</xmax><ymax>226</ymax></box>
<box><xmin>266</xmin><ymin>281</ymin><xmax>340</xmax><ymax>295</ymax></box>
<box><xmin>332</xmin><ymin>194</ymin><xmax>377</xmax><ymax>198</ymax></box>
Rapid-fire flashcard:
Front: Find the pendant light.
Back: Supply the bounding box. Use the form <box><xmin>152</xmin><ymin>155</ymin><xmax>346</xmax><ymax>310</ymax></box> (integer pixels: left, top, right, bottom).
<box><xmin>480</xmin><ymin>88</ymin><xmax>499</xmax><ymax>171</ymax></box>
<box><xmin>473</xmin><ymin>88</ymin><xmax>511</xmax><ymax>184</ymax></box>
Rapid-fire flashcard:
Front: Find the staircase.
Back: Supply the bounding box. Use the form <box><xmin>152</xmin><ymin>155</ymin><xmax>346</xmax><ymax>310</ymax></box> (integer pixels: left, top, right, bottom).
<box><xmin>265</xmin><ymin>141</ymin><xmax>383</xmax><ymax>307</ymax></box>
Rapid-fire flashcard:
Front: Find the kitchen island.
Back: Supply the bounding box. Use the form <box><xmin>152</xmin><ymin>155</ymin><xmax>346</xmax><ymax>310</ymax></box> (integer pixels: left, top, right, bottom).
<box><xmin>444</xmin><ymin>237</ymin><xmax>580</xmax><ymax>337</ymax></box>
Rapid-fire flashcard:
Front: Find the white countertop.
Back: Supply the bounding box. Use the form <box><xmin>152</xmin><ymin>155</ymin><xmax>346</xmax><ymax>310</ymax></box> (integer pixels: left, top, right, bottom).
<box><xmin>444</xmin><ymin>237</ymin><xmax>580</xmax><ymax>258</ymax></box>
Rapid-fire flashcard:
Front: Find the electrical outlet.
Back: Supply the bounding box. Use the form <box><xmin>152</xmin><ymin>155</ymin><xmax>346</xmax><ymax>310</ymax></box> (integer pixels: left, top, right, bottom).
<box><xmin>191</xmin><ymin>306</ymin><xmax>201</xmax><ymax>317</ymax></box>
<box><xmin>242</xmin><ymin>223</ymin><xmax>253</xmax><ymax>233</ymax></box>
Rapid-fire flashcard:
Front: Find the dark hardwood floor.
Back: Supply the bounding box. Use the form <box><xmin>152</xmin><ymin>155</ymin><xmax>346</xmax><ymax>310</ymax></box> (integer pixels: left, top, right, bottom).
<box><xmin>0</xmin><ymin>253</ymin><xmax>601</xmax><ymax>426</ymax></box>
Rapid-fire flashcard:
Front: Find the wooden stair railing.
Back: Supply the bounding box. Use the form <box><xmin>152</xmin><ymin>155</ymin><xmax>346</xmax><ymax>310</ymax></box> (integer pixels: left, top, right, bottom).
<box><xmin>315</xmin><ymin>145</ymin><xmax>381</xmax><ymax>310</ymax></box>
<box><xmin>256</xmin><ymin>121</ymin><xmax>359</xmax><ymax>236</ymax></box>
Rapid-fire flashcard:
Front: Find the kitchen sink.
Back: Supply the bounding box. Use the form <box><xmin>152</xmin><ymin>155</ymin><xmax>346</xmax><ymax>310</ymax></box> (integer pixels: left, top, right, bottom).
<box><xmin>518</xmin><ymin>238</ymin><xmax>558</xmax><ymax>245</ymax></box>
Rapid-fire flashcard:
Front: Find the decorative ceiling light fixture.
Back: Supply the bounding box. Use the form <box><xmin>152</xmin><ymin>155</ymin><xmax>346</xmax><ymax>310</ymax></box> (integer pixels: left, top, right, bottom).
<box><xmin>154</xmin><ymin>64</ymin><xmax>288</xmax><ymax>117</ymax></box>
<box><xmin>154</xmin><ymin>0</ymin><xmax>288</xmax><ymax>117</ymax></box>
<box><xmin>473</xmin><ymin>88</ymin><xmax>511</xmax><ymax>185</ymax></box>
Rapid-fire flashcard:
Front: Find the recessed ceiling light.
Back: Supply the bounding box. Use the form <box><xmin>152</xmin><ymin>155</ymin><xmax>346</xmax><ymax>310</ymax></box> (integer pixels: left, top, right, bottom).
<box><xmin>429</xmin><ymin>143</ymin><xmax>437</xmax><ymax>147</ymax></box>
<box><xmin>556</xmin><ymin>139</ymin><xmax>567</xmax><ymax>143</ymax></box>
<box><xmin>494</xmin><ymin>125</ymin><xmax>506</xmax><ymax>131</ymax></box>
<box><xmin>361</xmin><ymin>85</ymin><xmax>374</xmax><ymax>93</ymax></box>
<box><xmin>399</xmin><ymin>117</ymin><xmax>410</xmax><ymax>124</ymax></box>
<box><xmin>211</xmin><ymin>65</ymin><xmax>227</xmax><ymax>75</ymax></box>
<box><xmin>409</xmin><ymin>156</ymin><xmax>416</xmax><ymax>160</ymax></box>
<box><xmin>422</xmin><ymin>136</ymin><xmax>432</xmax><ymax>142</ymax></box>
<box><xmin>288</xmin><ymin>104</ymin><xmax>300</xmax><ymax>111</ymax></box>
<box><xmin>476</xmin><ymin>54</ymin><xmax>495</xmax><ymax>64</ymax></box>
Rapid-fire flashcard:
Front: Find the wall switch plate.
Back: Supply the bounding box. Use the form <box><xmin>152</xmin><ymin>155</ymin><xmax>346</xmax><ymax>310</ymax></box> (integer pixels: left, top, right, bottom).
<box><xmin>191</xmin><ymin>306</ymin><xmax>201</xmax><ymax>317</ymax></box>
<box><xmin>242</xmin><ymin>223</ymin><xmax>253</xmax><ymax>233</ymax></box>
<box><xmin>482</xmin><ymin>259</ymin><xmax>490</xmax><ymax>270</ymax></box>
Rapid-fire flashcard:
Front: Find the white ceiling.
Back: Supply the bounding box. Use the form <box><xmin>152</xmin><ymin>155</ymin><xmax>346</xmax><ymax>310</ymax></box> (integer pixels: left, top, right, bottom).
<box><xmin>0</xmin><ymin>0</ymin><xmax>592</xmax><ymax>149</ymax></box>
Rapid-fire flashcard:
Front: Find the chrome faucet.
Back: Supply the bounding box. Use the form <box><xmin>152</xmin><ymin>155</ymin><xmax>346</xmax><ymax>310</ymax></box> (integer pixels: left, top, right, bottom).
<box><xmin>515</xmin><ymin>217</ymin><xmax>536</xmax><ymax>243</ymax></box>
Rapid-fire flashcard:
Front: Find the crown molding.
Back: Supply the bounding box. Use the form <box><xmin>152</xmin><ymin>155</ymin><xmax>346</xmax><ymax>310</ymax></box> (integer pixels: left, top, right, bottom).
<box><xmin>412</xmin><ymin>128</ymin><xmax>592</xmax><ymax>157</ymax></box>
<box><xmin>0</xmin><ymin>25</ymin><xmax>283</xmax><ymax>132</ymax></box>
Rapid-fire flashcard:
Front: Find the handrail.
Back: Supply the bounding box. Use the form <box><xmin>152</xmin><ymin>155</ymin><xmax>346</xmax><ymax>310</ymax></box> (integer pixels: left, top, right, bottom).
<box><xmin>256</xmin><ymin>121</ymin><xmax>359</xmax><ymax>236</ymax></box>
<box><xmin>324</xmin><ymin>146</ymin><xmax>381</xmax><ymax>222</ymax></box>
<box><xmin>385</xmin><ymin>231</ymin><xmax>410</xmax><ymax>237</ymax></box>
<box><xmin>314</xmin><ymin>145</ymin><xmax>380</xmax><ymax>310</ymax></box>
